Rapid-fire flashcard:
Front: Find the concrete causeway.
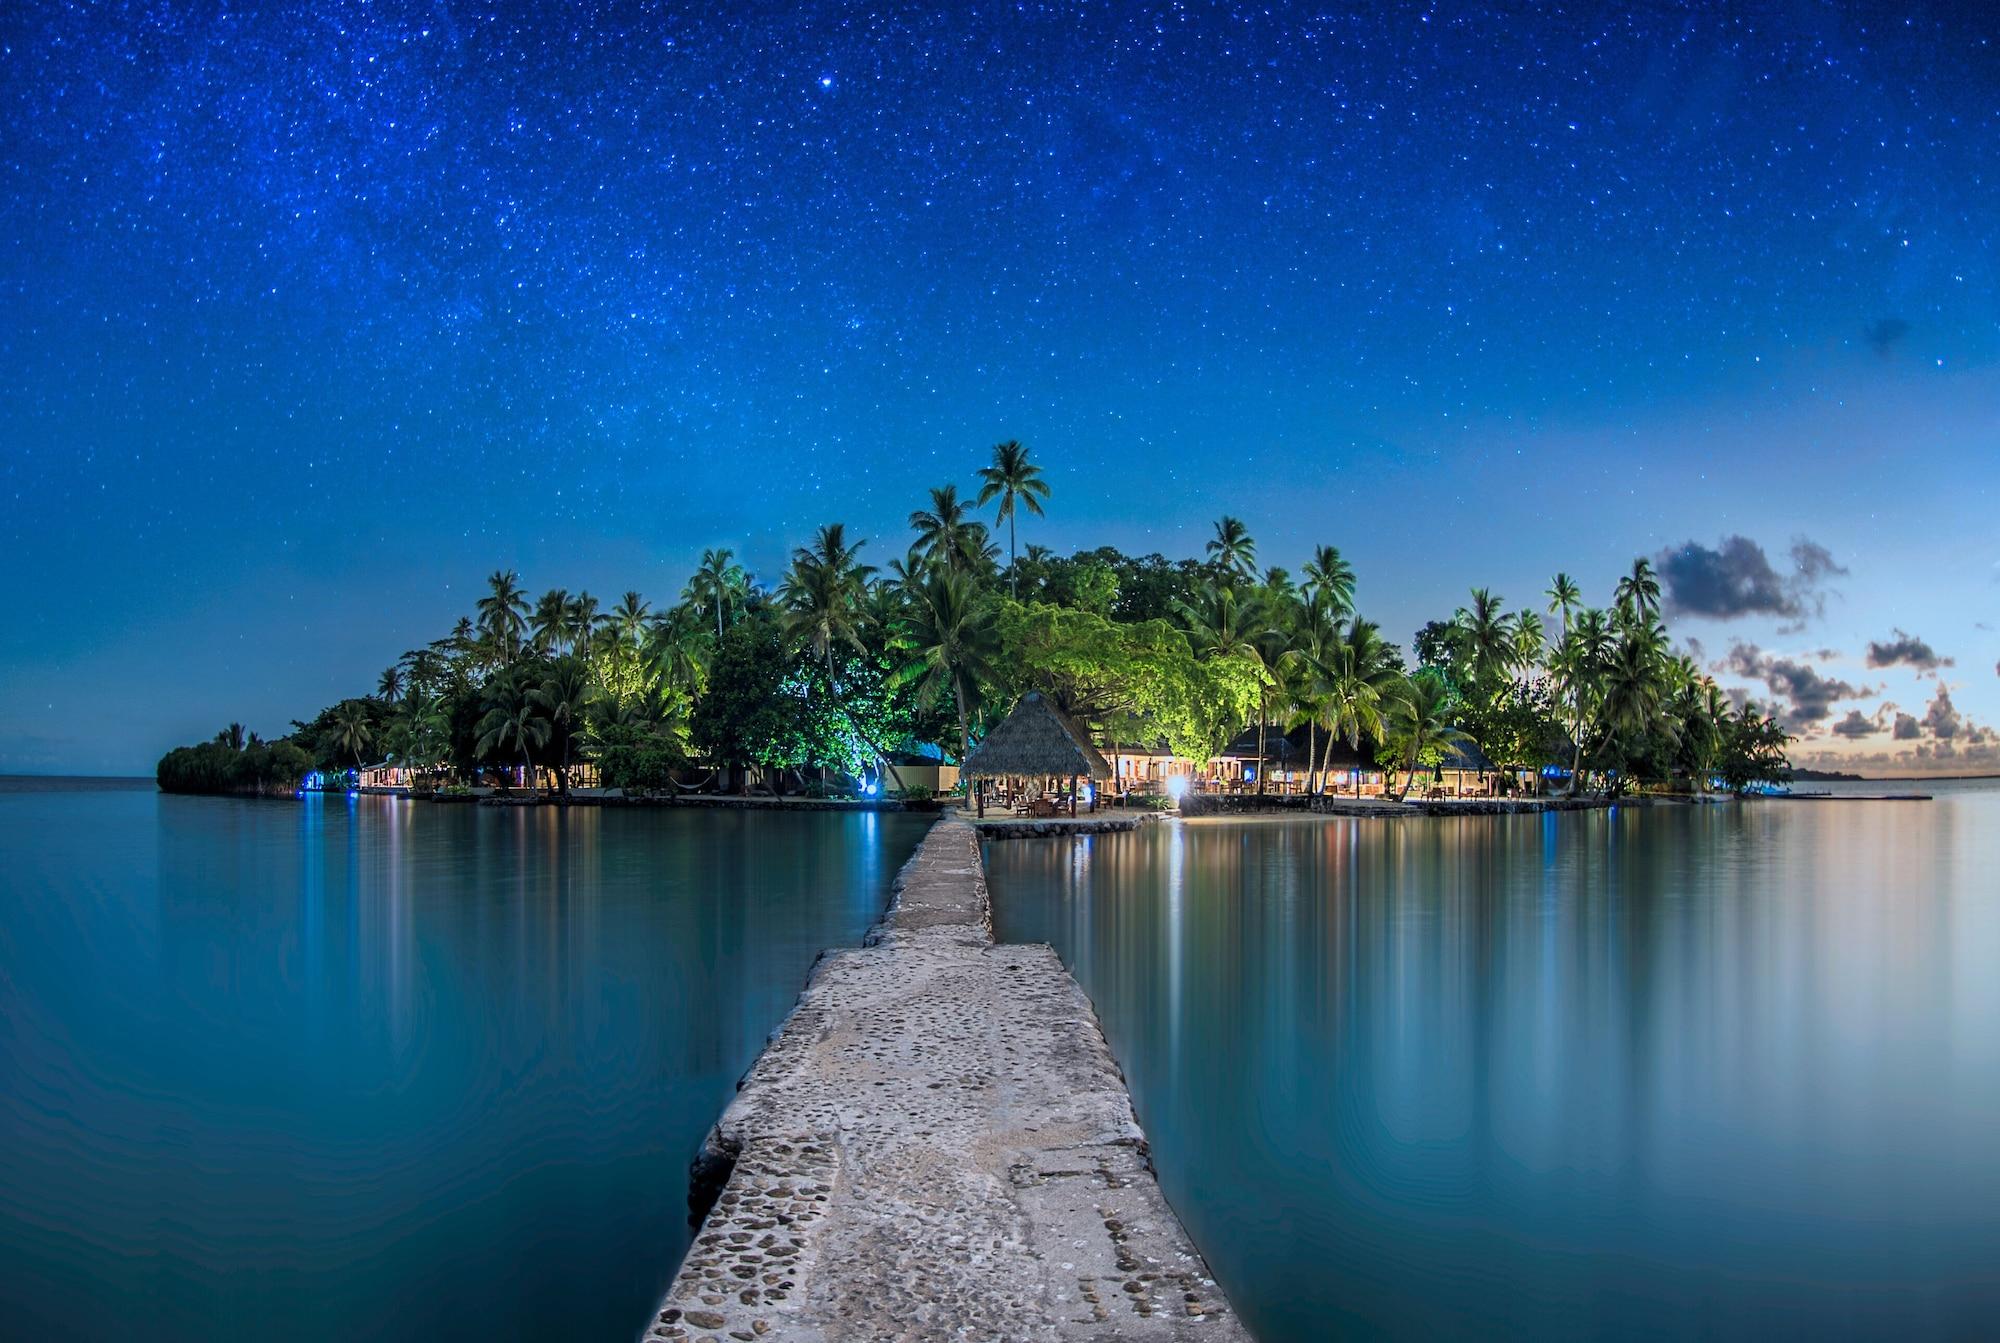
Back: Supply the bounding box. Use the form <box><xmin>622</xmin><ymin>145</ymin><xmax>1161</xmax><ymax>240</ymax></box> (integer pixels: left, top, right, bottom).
<box><xmin>645</xmin><ymin>818</ymin><xmax>1247</xmax><ymax>1342</ymax></box>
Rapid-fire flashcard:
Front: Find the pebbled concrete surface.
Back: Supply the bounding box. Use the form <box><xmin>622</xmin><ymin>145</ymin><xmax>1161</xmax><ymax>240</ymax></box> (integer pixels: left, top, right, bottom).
<box><xmin>645</xmin><ymin>818</ymin><xmax>1247</xmax><ymax>1342</ymax></box>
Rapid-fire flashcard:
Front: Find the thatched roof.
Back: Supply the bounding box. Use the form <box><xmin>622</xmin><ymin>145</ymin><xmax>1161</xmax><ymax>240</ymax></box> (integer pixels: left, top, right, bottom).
<box><xmin>1438</xmin><ymin>739</ymin><xmax>1496</xmax><ymax>772</ymax></box>
<box><xmin>1220</xmin><ymin>724</ymin><xmax>1311</xmax><ymax>763</ymax></box>
<box><xmin>963</xmin><ymin>693</ymin><xmax>1113</xmax><ymax>780</ymax></box>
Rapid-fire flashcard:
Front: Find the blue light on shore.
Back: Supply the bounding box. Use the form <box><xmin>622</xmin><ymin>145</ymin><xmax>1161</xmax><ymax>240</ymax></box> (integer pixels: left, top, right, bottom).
<box><xmin>1165</xmin><ymin>775</ymin><xmax>1189</xmax><ymax>800</ymax></box>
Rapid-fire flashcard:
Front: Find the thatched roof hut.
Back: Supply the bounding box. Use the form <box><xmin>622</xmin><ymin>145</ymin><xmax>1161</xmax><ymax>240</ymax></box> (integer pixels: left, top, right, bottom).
<box><xmin>962</xmin><ymin>693</ymin><xmax>1113</xmax><ymax>780</ymax></box>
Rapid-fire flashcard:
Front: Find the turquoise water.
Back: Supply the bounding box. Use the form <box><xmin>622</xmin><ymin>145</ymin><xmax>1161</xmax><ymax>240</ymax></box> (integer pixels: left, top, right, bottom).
<box><xmin>988</xmin><ymin>782</ymin><xmax>2000</xmax><ymax>1340</ymax></box>
<box><xmin>0</xmin><ymin>778</ymin><xmax>927</xmax><ymax>1342</ymax></box>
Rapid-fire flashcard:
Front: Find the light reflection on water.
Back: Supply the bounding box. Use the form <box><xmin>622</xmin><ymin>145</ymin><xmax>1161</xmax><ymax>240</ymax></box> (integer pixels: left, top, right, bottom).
<box><xmin>988</xmin><ymin>782</ymin><xmax>2000</xmax><ymax>1340</ymax></box>
<box><xmin>0</xmin><ymin>781</ymin><xmax>926</xmax><ymax>1342</ymax></box>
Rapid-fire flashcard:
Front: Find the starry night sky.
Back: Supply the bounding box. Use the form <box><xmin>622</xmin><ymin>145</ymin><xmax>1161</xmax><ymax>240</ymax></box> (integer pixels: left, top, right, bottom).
<box><xmin>3</xmin><ymin>1</ymin><xmax>1996</xmax><ymax>775</ymax></box>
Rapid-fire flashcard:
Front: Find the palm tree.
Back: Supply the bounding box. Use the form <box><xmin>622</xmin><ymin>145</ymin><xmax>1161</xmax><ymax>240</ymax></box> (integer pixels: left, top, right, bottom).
<box><xmin>216</xmin><ymin>722</ymin><xmax>248</xmax><ymax>751</ymax></box>
<box><xmin>890</xmin><ymin>568</ymin><xmax>999</xmax><ymax>765</ymax></box>
<box><xmin>1550</xmin><ymin>606</ymin><xmax>1614</xmax><ymax>790</ymax></box>
<box><xmin>329</xmin><ymin>701</ymin><xmax>375</xmax><ymax>767</ymax></box>
<box><xmin>1545</xmin><ymin>572</ymin><xmax>1582</xmax><ymax>640</ymax></box>
<box><xmin>611</xmin><ymin>591</ymin><xmax>651</xmax><ymax>647</ymax></box>
<box><xmin>1176</xmin><ymin>583</ymin><xmax>1259</xmax><ymax>664</ymax></box>
<box><xmin>687</xmin><ymin>548</ymin><xmax>745</xmax><ymax>641</ymax></box>
<box><xmin>530</xmin><ymin>588</ymin><xmax>570</xmax><ymax>655</ymax></box>
<box><xmin>1597</xmin><ymin>631</ymin><xmax>1671</xmax><ymax>792</ymax></box>
<box><xmin>1383</xmin><ymin>672</ymin><xmax>1472</xmax><ymax>800</ymax></box>
<box><xmin>974</xmin><ymin>439</ymin><xmax>1049</xmax><ymax>598</ymax></box>
<box><xmin>778</xmin><ymin>524</ymin><xmax>876</xmax><ymax>676</ymax></box>
<box><xmin>644</xmin><ymin>607</ymin><xmax>709</xmax><ymax>699</ymax></box>
<box><xmin>1457</xmin><ymin>587</ymin><xmax>1514</xmax><ymax>688</ymax></box>
<box><xmin>477</xmin><ymin>674</ymin><xmax>550</xmax><ymax>793</ymax></box>
<box><xmin>1302</xmin><ymin>544</ymin><xmax>1356</xmax><ymax>619</ymax></box>
<box><xmin>1279</xmin><ymin>601</ymin><xmax>1339</xmax><ymax>789</ymax></box>
<box><xmin>1246</xmin><ymin>583</ymin><xmax>1298</xmax><ymax>793</ymax></box>
<box><xmin>477</xmin><ymin>570</ymin><xmax>529</xmax><ymax>665</ymax></box>
<box><xmin>566</xmin><ymin>591</ymin><xmax>601</xmax><ymax>658</ymax></box>
<box><xmin>528</xmin><ymin>657</ymin><xmax>593</xmax><ymax>797</ymax></box>
<box><xmin>1510</xmin><ymin>610</ymin><xmax>1546</xmax><ymax>674</ymax></box>
<box><xmin>1306</xmin><ymin>633</ymin><xmax>1391</xmax><ymax>796</ymax></box>
<box><xmin>908</xmin><ymin>484</ymin><xmax>985</xmax><ymax>575</ymax></box>
<box><xmin>777</xmin><ymin>523</ymin><xmax>900</xmax><ymax>786</ymax></box>
<box><xmin>1615</xmin><ymin>556</ymin><xmax>1662</xmax><ymax>626</ymax></box>
<box><xmin>376</xmin><ymin>666</ymin><xmax>403</xmax><ymax>701</ymax></box>
<box><xmin>1206</xmin><ymin>516</ymin><xmax>1257</xmax><ymax>581</ymax></box>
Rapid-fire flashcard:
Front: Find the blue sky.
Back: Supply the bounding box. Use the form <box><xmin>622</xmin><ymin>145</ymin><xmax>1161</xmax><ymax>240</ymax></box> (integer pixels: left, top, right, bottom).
<box><xmin>2</xmin><ymin>1</ymin><xmax>1995</xmax><ymax>775</ymax></box>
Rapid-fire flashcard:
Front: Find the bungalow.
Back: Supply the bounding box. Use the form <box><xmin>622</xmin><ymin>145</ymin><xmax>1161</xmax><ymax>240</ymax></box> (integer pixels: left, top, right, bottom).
<box><xmin>1101</xmin><ymin>736</ymin><xmax>1201</xmax><ymax>795</ymax></box>
<box><xmin>883</xmin><ymin>750</ymin><xmax>960</xmax><ymax>796</ymax></box>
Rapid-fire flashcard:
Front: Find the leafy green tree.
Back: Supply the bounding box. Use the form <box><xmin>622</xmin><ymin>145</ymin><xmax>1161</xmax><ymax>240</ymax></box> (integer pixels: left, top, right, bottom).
<box><xmin>591</xmin><ymin>721</ymin><xmax>688</xmax><ymax>794</ymax></box>
<box><xmin>890</xmin><ymin>568</ymin><xmax>999</xmax><ymax>764</ymax></box>
<box><xmin>689</xmin><ymin>612</ymin><xmax>805</xmax><ymax>788</ymax></box>
<box><xmin>995</xmin><ymin>600</ymin><xmax>1256</xmax><ymax>763</ymax></box>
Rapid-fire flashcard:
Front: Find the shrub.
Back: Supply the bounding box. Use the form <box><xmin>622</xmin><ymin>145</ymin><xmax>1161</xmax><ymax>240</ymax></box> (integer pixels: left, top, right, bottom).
<box><xmin>593</xmin><ymin>722</ymin><xmax>688</xmax><ymax>795</ymax></box>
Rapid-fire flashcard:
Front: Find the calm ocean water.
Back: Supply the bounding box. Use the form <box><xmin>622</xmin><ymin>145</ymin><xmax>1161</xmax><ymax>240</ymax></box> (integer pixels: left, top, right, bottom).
<box><xmin>0</xmin><ymin>778</ymin><xmax>928</xmax><ymax>1342</ymax></box>
<box><xmin>989</xmin><ymin>780</ymin><xmax>2000</xmax><ymax>1340</ymax></box>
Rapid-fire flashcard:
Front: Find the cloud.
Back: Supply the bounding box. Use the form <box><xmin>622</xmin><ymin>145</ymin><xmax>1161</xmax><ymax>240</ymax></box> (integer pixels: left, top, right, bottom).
<box><xmin>1922</xmin><ymin>685</ymin><xmax>1961</xmax><ymax>740</ymax></box>
<box><xmin>1795</xmin><ymin>688</ymin><xmax>2000</xmax><ymax>776</ymax></box>
<box><xmin>1656</xmin><ymin>535</ymin><xmax>1845</xmax><ymax>624</ymax></box>
<box><xmin>1829</xmin><ymin>709</ymin><xmax>1879</xmax><ymax>739</ymax></box>
<box><xmin>1864</xmin><ymin>316</ymin><xmax>1910</xmax><ymax>355</ymax></box>
<box><xmin>1716</xmin><ymin>642</ymin><xmax>1872</xmax><ymax>730</ymax></box>
<box><xmin>1865</xmin><ymin>629</ymin><xmax>1952</xmax><ymax>671</ymax></box>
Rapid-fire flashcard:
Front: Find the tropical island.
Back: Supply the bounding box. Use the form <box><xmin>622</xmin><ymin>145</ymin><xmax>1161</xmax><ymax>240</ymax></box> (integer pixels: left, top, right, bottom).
<box><xmin>158</xmin><ymin>440</ymin><xmax>1791</xmax><ymax>805</ymax></box>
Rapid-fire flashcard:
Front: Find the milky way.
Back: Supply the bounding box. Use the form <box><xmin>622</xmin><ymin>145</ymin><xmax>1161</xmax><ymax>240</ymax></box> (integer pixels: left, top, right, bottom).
<box><xmin>3</xmin><ymin>2</ymin><xmax>1996</xmax><ymax>770</ymax></box>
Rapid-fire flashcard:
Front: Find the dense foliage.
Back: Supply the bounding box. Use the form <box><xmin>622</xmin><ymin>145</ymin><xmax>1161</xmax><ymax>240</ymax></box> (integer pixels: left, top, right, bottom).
<box><xmin>156</xmin><ymin>725</ymin><xmax>312</xmax><ymax>795</ymax></box>
<box><xmin>164</xmin><ymin>440</ymin><xmax>1790</xmax><ymax>798</ymax></box>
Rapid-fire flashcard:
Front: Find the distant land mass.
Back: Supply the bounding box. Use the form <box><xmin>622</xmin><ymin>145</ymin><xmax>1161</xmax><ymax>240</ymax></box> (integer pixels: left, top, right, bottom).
<box><xmin>1790</xmin><ymin>767</ymin><xmax>1864</xmax><ymax>782</ymax></box>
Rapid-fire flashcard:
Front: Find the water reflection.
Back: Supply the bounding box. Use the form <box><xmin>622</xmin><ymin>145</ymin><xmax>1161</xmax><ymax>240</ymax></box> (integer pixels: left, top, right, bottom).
<box><xmin>988</xmin><ymin>787</ymin><xmax>2000</xmax><ymax>1340</ymax></box>
<box><xmin>0</xmin><ymin>785</ymin><xmax>925</xmax><ymax>1342</ymax></box>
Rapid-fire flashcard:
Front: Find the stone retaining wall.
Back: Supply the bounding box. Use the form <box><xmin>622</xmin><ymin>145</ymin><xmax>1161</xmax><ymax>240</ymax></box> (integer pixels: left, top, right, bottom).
<box><xmin>1178</xmin><ymin>792</ymin><xmax>1614</xmax><ymax>818</ymax></box>
<box><xmin>969</xmin><ymin>814</ymin><xmax>1157</xmax><ymax>840</ymax></box>
<box><xmin>646</xmin><ymin>819</ymin><xmax>1246</xmax><ymax>1342</ymax></box>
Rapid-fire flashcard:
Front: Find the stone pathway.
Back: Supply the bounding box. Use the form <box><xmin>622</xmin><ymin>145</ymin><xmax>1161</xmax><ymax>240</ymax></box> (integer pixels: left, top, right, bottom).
<box><xmin>647</xmin><ymin>819</ymin><xmax>1246</xmax><ymax>1342</ymax></box>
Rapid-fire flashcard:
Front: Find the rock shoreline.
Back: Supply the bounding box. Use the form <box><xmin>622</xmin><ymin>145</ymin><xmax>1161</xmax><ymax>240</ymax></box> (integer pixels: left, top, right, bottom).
<box><xmin>646</xmin><ymin>818</ymin><xmax>1246</xmax><ymax>1342</ymax></box>
<box><xmin>1178</xmin><ymin>792</ymin><xmax>1620</xmax><ymax>818</ymax></box>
